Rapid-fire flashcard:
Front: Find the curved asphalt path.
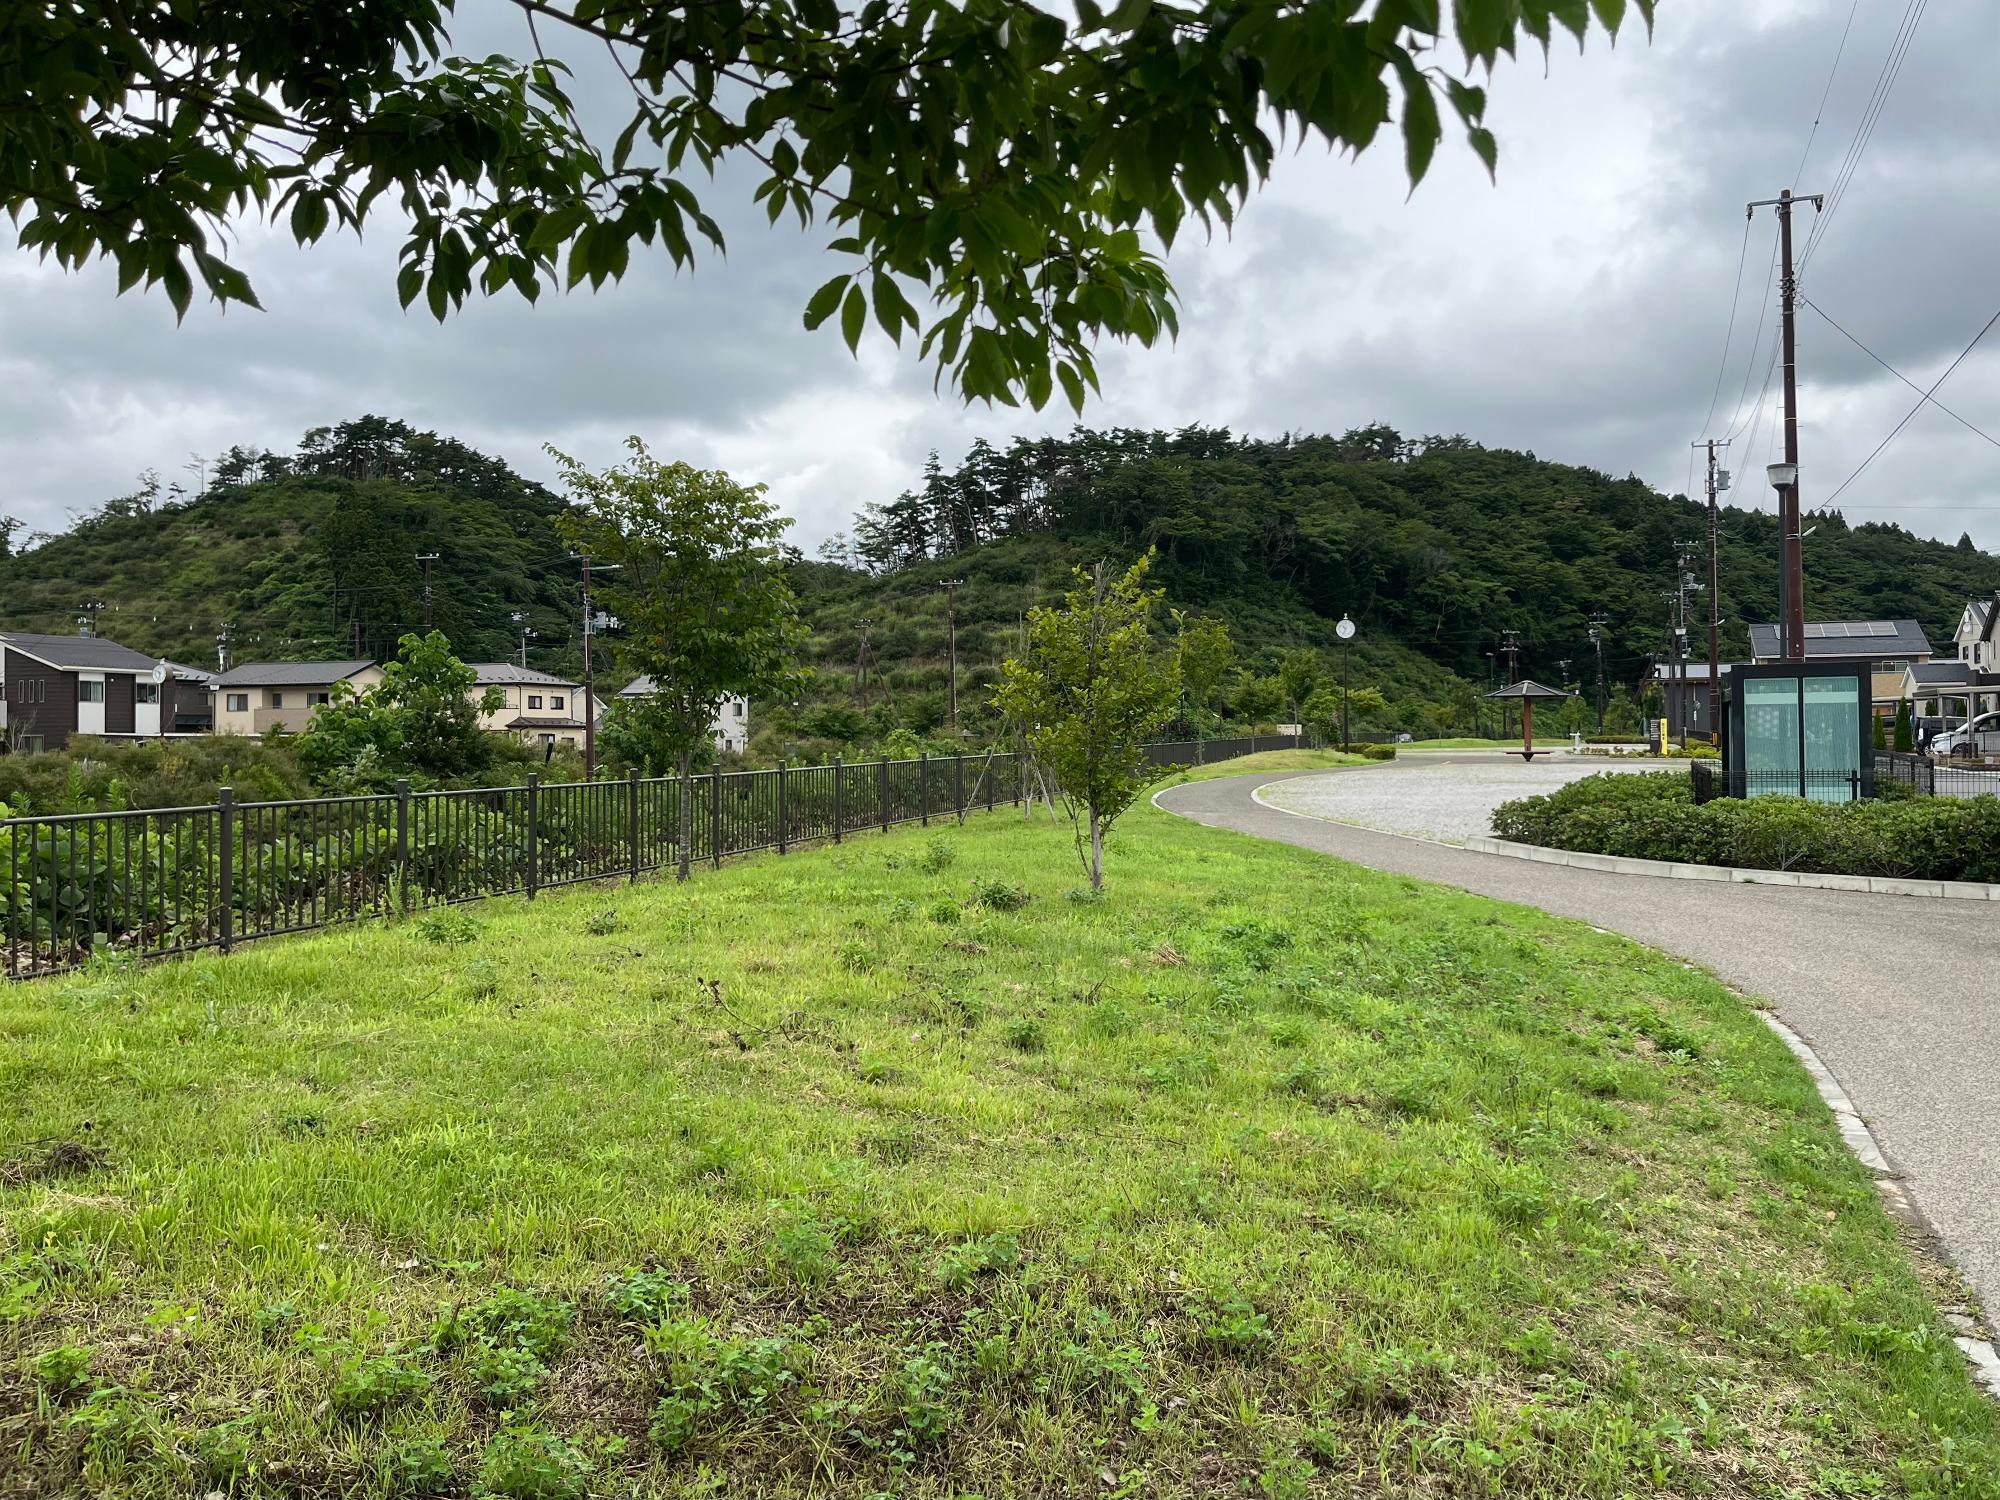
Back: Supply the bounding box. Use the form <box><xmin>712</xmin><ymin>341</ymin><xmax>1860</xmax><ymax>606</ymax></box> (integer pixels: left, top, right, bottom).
<box><xmin>1160</xmin><ymin>761</ymin><xmax>2000</xmax><ymax>1317</ymax></box>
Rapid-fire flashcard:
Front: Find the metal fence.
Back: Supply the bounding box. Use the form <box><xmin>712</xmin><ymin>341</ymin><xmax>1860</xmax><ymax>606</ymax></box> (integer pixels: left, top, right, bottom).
<box><xmin>1689</xmin><ymin>761</ymin><xmax>1871</xmax><ymax>803</ymax></box>
<box><xmin>1876</xmin><ymin>750</ymin><xmax>2000</xmax><ymax>800</ymax></box>
<box><xmin>3</xmin><ymin>737</ymin><xmax>1303</xmax><ymax>980</ymax></box>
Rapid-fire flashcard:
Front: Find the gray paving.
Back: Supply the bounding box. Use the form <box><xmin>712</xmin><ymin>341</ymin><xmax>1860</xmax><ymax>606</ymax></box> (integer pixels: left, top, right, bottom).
<box><xmin>1160</xmin><ymin>763</ymin><xmax>2000</xmax><ymax>1317</ymax></box>
<box><xmin>1260</xmin><ymin>754</ymin><xmax>1663</xmax><ymax>843</ymax></box>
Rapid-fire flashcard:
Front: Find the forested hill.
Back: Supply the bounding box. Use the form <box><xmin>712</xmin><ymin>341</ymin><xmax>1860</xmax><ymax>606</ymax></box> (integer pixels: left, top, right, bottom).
<box><xmin>3</xmin><ymin>417</ymin><xmax>1995</xmax><ymax>750</ymax></box>
<box><xmin>823</xmin><ymin>424</ymin><xmax>2000</xmax><ymax>693</ymax></box>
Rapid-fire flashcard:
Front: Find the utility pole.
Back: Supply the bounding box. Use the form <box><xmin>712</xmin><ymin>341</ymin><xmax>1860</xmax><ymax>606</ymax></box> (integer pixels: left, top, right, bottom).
<box><xmin>573</xmin><ymin>554</ymin><xmax>622</xmax><ymax>778</ymax></box>
<box><xmin>76</xmin><ymin>599</ymin><xmax>104</xmax><ymax>638</ymax></box>
<box><xmin>1499</xmin><ymin>630</ymin><xmax>1521</xmax><ymax>738</ymax></box>
<box><xmin>1748</xmin><ymin>189</ymin><xmax>1822</xmax><ymax>660</ymax></box>
<box><xmin>1692</xmin><ymin>438</ymin><xmax>1731</xmax><ymax>739</ymax></box>
<box><xmin>939</xmin><ymin>579</ymin><xmax>964</xmax><ymax>728</ymax></box>
<box><xmin>1588</xmin><ymin>613</ymin><xmax>1608</xmax><ymax>731</ymax></box>
<box><xmin>511</xmin><ymin>611</ymin><xmax>532</xmax><ymax>669</ymax></box>
<box><xmin>853</xmin><ymin>620</ymin><xmax>875</xmax><ymax>706</ymax></box>
<box><xmin>417</xmin><ymin>552</ymin><xmax>440</xmax><ymax>631</ymax></box>
<box><xmin>216</xmin><ymin>622</ymin><xmax>234</xmax><ymax>674</ymax></box>
<box><xmin>351</xmin><ymin>614</ymin><xmax>362</xmax><ymax>657</ymax></box>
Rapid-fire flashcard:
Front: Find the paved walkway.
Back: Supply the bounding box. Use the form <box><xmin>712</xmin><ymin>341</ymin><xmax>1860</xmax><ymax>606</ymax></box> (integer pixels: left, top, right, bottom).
<box><xmin>1159</xmin><ymin>763</ymin><xmax>2000</xmax><ymax>1317</ymax></box>
<box><xmin>1259</xmin><ymin>753</ymin><xmax>1663</xmax><ymax>843</ymax></box>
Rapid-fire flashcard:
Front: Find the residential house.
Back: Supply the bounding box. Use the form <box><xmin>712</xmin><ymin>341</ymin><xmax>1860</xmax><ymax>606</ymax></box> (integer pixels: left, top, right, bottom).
<box><xmin>1902</xmin><ymin>595</ymin><xmax>2000</xmax><ymax>723</ymax></box>
<box><xmin>617</xmin><ymin>677</ymin><xmax>750</xmax><ymax>754</ymax></box>
<box><xmin>469</xmin><ymin>664</ymin><xmax>589</xmax><ymax>751</ymax></box>
<box><xmin>1746</xmin><ymin>620</ymin><xmax>1933</xmax><ymax>720</ymax></box>
<box><xmin>0</xmin><ymin>631</ymin><xmax>210</xmax><ymax>751</ymax></box>
<box><xmin>211</xmin><ymin>660</ymin><xmax>382</xmax><ymax>735</ymax></box>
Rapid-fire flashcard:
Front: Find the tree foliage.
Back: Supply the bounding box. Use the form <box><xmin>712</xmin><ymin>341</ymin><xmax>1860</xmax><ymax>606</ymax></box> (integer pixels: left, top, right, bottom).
<box><xmin>298</xmin><ymin>630</ymin><xmax>505</xmax><ymax>790</ymax></box>
<box><xmin>1172</xmin><ymin>611</ymin><xmax>1235</xmax><ymax>731</ymax></box>
<box><xmin>6</xmin><ymin>0</ymin><xmax>1648</xmax><ymax>407</ymax></box>
<box><xmin>551</xmin><ymin>439</ymin><xmax>804</xmax><ymax>775</ymax></box>
<box><xmin>993</xmin><ymin>554</ymin><xmax>1178</xmax><ymax>890</ymax></box>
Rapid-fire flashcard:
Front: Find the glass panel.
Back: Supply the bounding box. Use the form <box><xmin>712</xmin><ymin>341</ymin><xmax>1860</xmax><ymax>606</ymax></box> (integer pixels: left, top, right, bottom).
<box><xmin>1803</xmin><ymin>675</ymin><xmax>1862</xmax><ymax>803</ymax></box>
<box><xmin>1742</xmin><ymin>678</ymin><xmax>1799</xmax><ymax>797</ymax></box>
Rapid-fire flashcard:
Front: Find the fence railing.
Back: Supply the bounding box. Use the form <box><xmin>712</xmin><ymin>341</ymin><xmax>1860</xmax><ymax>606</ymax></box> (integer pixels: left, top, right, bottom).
<box><xmin>1689</xmin><ymin>761</ymin><xmax>1871</xmax><ymax>804</ymax></box>
<box><xmin>1876</xmin><ymin>749</ymin><xmax>2000</xmax><ymax>800</ymax></box>
<box><xmin>3</xmin><ymin>736</ymin><xmax>1304</xmax><ymax>979</ymax></box>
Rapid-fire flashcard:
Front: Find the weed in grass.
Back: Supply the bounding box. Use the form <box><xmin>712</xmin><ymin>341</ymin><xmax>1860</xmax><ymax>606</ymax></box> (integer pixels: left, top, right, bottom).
<box><xmin>917</xmin><ymin>837</ymin><xmax>957</xmax><ymax>874</ymax></box>
<box><xmin>1057</xmin><ymin>1339</ymin><xmax>1149</xmax><ymax>1407</ymax></box>
<box><xmin>766</xmin><ymin>1215</ymin><xmax>839</xmax><ymax>1288</ymax></box>
<box><xmin>968</xmin><ymin>876</ymin><xmax>1030</xmax><ymax>911</ymax></box>
<box><xmin>933</xmin><ymin>1232</ymin><xmax>1021</xmax><ymax>1291</ymax></box>
<box><xmin>1065</xmin><ymin>886</ymin><xmax>1107</xmax><ymax>905</ymax></box>
<box><xmin>645</xmin><ymin>1315</ymin><xmax>806</xmax><ymax>1452</ymax></box>
<box><xmin>477</xmin><ymin>1424</ymin><xmax>591</xmax><ymax>1500</ymax></box>
<box><xmin>331</xmin><ymin>1353</ymin><xmax>432</xmax><ymax>1419</ymax></box>
<box><xmin>926</xmin><ymin>897</ymin><xmax>960</xmax><ymax>926</ymax></box>
<box><xmin>33</xmin><ymin>1342</ymin><xmax>92</xmax><ymax>1398</ymax></box>
<box><xmin>1333</xmin><ymin>1344</ymin><xmax>1456</xmax><ymax>1414</ymax></box>
<box><xmin>602</xmin><ymin>1268</ymin><xmax>687</xmax><ymax>1326</ymax></box>
<box><xmin>1255</xmin><ymin>1453</ymin><xmax>1316</xmax><ymax>1499</ymax></box>
<box><xmin>855</xmin><ymin>1058</ymin><xmax>902</xmax><ymax>1085</ymax></box>
<box><xmin>65</xmin><ymin>1385</ymin><xmax>154</xmax><ymax>1467</ymax></box>
<box><xmin>471</xmin><ymin>1340</ymin><xmax>548</xmax><ymax>1404</ymax></box>
<box><xmin>412</xmin><ymin>908</ymin><xmax>480</xmax><ymax>944</ymax></box>
<box><xmin>381</xmin><ymin>1435</ymin><xmax>456</xmax><ymax>1496</ymax></box>
<box><xmin>891</xmin><ymin>1344</ymin><xmax>955</xmax><ymax>1459</ymax></box>
<box><xmin>452</xmin><ymin>1287</ymin><xmax>575</xmax><ymax>1364</ymax></box>
<box><xmin>1002</xmin><ymin>1016</ymin><xmax>1045</xmax><ymax>1052</ymax></box>
<box><xmin>1195</xmin><ymin>1294</ymin><xmax>1273</xmax><ymax>1357</ymax></box>
<box><xmin>583</xmin><ymin>909</ymin><xmax>620</xmax><ymax>935</ymax></box>
<box><xmin>1275</xmin><ymin>1060</ymin><xmax>1328</xmax><ymax>1101</ymax></box>
<box><xmin>193</xmin><ymin>1416</ymin><xmax>258</xmax><ymax>1482</ymax></box>
<box><xmin>456</xmin><ymin>958</ymin><xmax>502</xmax><ymax>1003</ymax></box>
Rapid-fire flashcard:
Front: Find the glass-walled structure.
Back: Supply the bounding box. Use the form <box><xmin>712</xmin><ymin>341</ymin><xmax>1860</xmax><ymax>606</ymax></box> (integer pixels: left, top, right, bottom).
<box><xmin>1719</xmin><ymin>662</ymin><xmax>1873</xmax><ymax>801</ymax></box>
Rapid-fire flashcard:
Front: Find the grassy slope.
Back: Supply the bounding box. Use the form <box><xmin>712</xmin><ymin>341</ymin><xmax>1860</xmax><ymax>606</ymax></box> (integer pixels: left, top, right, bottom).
<box><xmin>3</xmin><ymin>791</ymin><xmax>1997</xmax><ymax>1498</ymax></box>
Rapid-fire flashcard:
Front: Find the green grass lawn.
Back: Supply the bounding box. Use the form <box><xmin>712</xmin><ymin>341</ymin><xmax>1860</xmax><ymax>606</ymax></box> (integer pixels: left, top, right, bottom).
<box><xmin>4</xmin><ymin>785</ymin><xmax>1997</xmax><ymax>1498</ymax></box>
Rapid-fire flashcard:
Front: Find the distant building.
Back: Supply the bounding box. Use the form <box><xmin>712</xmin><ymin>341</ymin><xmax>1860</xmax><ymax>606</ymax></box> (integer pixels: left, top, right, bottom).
<box><xmin>0</xmin><ymin>631</ymin><xmax>210</xmax><ymax>752</ymax></box>
<box><xmin>617</xmin><ymin>677</ymin><xmax>749</xmax><ymax>754</ymax></box>
<box><xmin>1647</xmin><ymin>661</ymin><xmax>1729</xmax><ymax>739</ymax></box>
<box><xmin>1903</xmin><ymin>595</ymin><xmax>2000</xmax><ymax>724</ymax></box>
<box><xmin>1745</xmin><ymin>620</ymin><xmax>1933</xmax><ymax>718</ymax></box>
<box><xmin>211</xmin><ymin>660</ymin><xmax>382</xmax><ymax>735</ymax></box>
<box><xmin>468</xmin><ymin>664</ymin><xmax>588</xmax><ymax>751</ymax></box>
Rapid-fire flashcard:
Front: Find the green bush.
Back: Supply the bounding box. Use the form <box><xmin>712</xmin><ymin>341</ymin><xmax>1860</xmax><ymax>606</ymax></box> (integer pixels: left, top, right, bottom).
<box><xmin>1493</xmin><ymin>770</ymin><xmax>2000</xmax><ymax>881</ymax></box>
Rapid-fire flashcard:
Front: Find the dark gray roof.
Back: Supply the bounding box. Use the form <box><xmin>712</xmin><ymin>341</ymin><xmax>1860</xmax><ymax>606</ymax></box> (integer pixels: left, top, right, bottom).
<box><xmin>470</xmin><ymin>663</ymin><xmax>579</xmax><ymax>687</ymax></box>
<box><xmin>0</xmin><ymin>630</ymin><xmax>162</xmax><ymax>672</ymax></box>
<box><xmin>212</xmin><ymin>659</ymin><xmax>376</xmax><ymax>689</ymax></box>
<box><xmin>1910</xmin><ymin>661</ymin><xmax>1976</xmax><ymax>687</ymax></box>
<box><xmin>506</xmin><ymin>716</ymin><xmax>588</xmax><ymax>730</ymax></box>
<box><xmin>1484</xmin><ymin>678</ymin><xmax>1569</xmax><ymax>700</ymax></box>
<box><xmin>1747</xmin><ymin>619</ymin><xmax>1932</xmax><ymax>660</ymax></box>
<box><xmin>619</xmin><ymin>675</ymin><xmax>657</xmax><ymax>697</ymax></box>
<box><xmin>163</xmin><ymin>659</ymin><xmax>214</xmax><ymax>684</ymax></box>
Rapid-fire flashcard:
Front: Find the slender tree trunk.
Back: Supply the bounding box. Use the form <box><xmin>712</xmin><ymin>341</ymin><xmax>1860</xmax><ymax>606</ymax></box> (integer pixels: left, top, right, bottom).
<box><xmin>1090</xmin><ymin>810</ymin><xmax>1104</xmax><ymax>891</ymax></box>
<box><xmin>677</xmin><ymin>750</ymin><xmax>693</xmax><ymax>881</ymax></box>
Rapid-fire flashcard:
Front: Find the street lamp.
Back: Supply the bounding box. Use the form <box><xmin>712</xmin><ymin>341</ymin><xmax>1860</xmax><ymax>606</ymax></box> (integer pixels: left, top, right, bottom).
<box><xmin>1766</xmin><ymin>461</ymin><xmax>1798</xmax><ymax>490</ymax></box>
<box><xmin>1335</xmin><ymin>614</ymin><xmax>1356</xmax><ymax>750</ymax></box>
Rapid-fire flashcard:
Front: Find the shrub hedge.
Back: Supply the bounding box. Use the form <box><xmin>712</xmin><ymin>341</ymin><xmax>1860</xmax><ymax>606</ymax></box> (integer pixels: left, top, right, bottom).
<box><xmin>1491</xmin><ymin>771</ymin><xmax>2000</xmax><ymax>882</ymax></box>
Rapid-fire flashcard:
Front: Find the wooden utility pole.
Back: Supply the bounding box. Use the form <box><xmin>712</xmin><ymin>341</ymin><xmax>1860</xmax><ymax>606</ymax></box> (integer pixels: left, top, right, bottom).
<box><xmin>417</xmin><ymin>552</ymin><xmax>440</xmax><ymax>630</ymax></box>
<box><xmin>1749</xmin><ymin>189</ymin><xmax>1822</xmax><ymax>660</ymax></box>
<box><xmin>580</xmin><ymin>555</ymin><xmax>597</xmax><ymax>777</ymax></box>
<box><xmin>1588</xmin><ymin>614</ymin><xmax>1608</xmax><ymax>730</ymax></box>
<box><xmin>1693</xmin><ymin>438</ymin><xmax>1730</xmax><ymax>738</ymax></box>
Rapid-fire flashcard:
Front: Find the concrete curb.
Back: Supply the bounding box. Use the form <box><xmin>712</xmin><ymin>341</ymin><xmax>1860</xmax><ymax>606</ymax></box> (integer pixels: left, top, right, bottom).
<box><xmin>1462</xmin><ymin>834</ymin><xmax>2000</xmax><ymax>902</ymax></box>
<box><xmin>1157</xmin><ymin>767</ymin><xmax>2000</xmax><ymax>1400</ymax></box>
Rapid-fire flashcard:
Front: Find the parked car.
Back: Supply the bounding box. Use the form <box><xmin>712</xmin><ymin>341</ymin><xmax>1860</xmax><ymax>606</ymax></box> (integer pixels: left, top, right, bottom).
<box><xmin>1914</xmin><ymin>714</ymin><xmax>1966</xmax><ymax>752</ymax></box>
<box><xmin>1932</xmin><ymin>712</ymin><xmax>2000</xmax><ymax>758</ymax></box>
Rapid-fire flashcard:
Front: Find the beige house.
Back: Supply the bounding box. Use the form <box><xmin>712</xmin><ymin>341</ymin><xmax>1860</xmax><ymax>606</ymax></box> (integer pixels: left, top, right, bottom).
<box><xmin>1746</xmin><ymin>619</ymin><xmax>1933</xmax><ymax>720</ymax></box>
<box><xmin>470</xmin><ymin>664</ymin><xmax>589</xmax><ymax>750</ymax></box>
<box><xmin>211</xmin><ymin>660</ymin><xmax>382</xmax><ymax>735</ymax></box>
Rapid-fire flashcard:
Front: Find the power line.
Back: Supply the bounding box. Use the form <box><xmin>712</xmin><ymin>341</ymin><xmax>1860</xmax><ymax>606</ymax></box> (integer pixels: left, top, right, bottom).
<box><xmin>1801</xmin><ymin>0</ymin><xmax>1928</xmax><ymax>273</ymax></box>
<box><xmin>1720</xmin><ymin>232</ymin><xmax>1782</xmax><ymax>440</ymax></box>
<box><xmin>1823</xmin><ymin>302</ymin><xmax>2000</xmax><ymax>507</ymax></box>
<box><xmin>1696</xmin><ymin>217</ymin><xmax>1756</xmax><ymax>437</ymax></box>
<box><xmin>1801</xmin><ymin>297</ymin><xmax>2000</xmax><ymax>452</ymax></box>
<box><xmin>1793</xmin><ymin>0</ymin><xmax>1862</xmax><ymax>188</ymax></box>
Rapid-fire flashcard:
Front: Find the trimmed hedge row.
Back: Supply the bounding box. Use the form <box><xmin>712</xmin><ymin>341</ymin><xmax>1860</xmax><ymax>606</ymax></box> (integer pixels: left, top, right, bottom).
<box><xmin>1491</xmin><ymin>771</ymin><xmax>2000</xmax><ymax>882</ymax></box>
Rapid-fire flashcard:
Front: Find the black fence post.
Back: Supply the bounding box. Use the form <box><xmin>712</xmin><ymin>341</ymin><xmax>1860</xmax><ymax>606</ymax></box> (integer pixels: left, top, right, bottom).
<box><xmin>879</xmin><ymin>757</ymin><xmax>891</xmax><ymax>832</ymax></box>
<box><xmin>395</xmin><ymin>778</ymin><xmax>411</xmax><ymax>914</ymax></box>
<box><xmin>217</xmin><ymin>786</ymin><xmax>235</xmax><ymax>954</ymax></box>
<box><xmin>711</xmin><ymin>762</ymin><xmax>723</xmax><ymax>870</ymax></box>
<box><xmin>833</xmin><ymin>757</ymin><xmax>844</xmax><ymax>843</ymax></box>
<box><xmin>525</xmin><ymin>773</ymin><xmax>540</xmax><ymax>900</ymax></box>
<box><xmin>778</xmin><ymin>761</ymin><xmax>789</xmax><ymax>855</ymax></box>
<box><xmin>628</xmin><ymin>768</ymin><xmax>641</xmax><ymax>883</ymax></box>
<box><xmin>920</xmin><ymin>753</ymin><xmax>930</xmax><ymax>827</ymax></box>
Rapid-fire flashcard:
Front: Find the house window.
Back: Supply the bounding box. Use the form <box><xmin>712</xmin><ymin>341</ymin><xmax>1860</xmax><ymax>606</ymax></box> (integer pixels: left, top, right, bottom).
<box><xmin>9</xmin><ymin>679</ymin><xmax>44</xmax><ymax>704</ymax></box>
<box><xmin>528</xmin><ymin>694</ymin><xmax>543</xmax><ymax>709</ymax></box>
<box><xmin>269</xmin><ymin>691</ymin><xmax>285</xmax><ymax>708</ymax></box>
<box><xmin>733</xmin><ymin>701</ymin><xmax>745</xmax><ymax>718</ymax></box>
<box><xmin>306</xmin><ymin>692</ymin><xmax>329</xmax><ymax>707</ymax></box>
<box><xmin>136</xmin><ymin>683</ymin><xmax>160</xmax><ymax>704</ymax></box>
<box><xmin>550</xmin><ymin>695</ymin><xmax>564</xmax><ymax>711</ymax></box>
<box><xmin>17</xmin><ymin>735</ymin><xmax>42</xmax><ymax>754</ymax></box>
<box><xmin>78</xmin><ymin>680</ymin><xmax>105</xmax><ymax>704</ymax></box>
<box><xmin>226</xmin><ymin>693</ymin><xmax>249</xmax><ymax>713</ymax></box>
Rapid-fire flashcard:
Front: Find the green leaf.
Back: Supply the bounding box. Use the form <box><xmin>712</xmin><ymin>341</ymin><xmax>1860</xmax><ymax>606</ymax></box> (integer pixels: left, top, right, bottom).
<box><xmin>803</xmin><ymin>273</ymin><xmax>848</xmax><ymax>331</ymax></box>
<box><xmin>397</xmin><ymin>261</ymin><xmax>424</xmax><ymax>309</ymax></box>
<box><xmin>839</xmin><ymin>282</ymin><xmax>866</xmax><ymax>354</ymax></box>
<box><xmin>872</xmin><ymin>271</ymin><xmax>917</xmax><ymax>344</ymax></box>
<box><xmin>1058</xmin><ymin>361</ymin><xmax>1087</xmax><ymax>415</ymax></box>
<box><xmin>1391</xmin><ymin>52</ymin><xmax>1441</xmax><ymax>186</ymax></box>
<box><xmin>1468</xmin><ymin>126</ymin><xmax>1498</xmax><ymax>179</ymax></box>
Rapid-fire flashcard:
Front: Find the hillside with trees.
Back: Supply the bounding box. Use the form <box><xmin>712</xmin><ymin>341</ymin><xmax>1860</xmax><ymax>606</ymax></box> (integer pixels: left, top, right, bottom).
<box><xmin>5</xmin><ymin>418</ymin><xmax>1996</xmax><ymax>759</ymax></box>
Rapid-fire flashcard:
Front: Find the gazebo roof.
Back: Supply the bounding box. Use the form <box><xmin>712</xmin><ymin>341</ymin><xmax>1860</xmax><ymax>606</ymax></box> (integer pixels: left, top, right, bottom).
<box><xmin>1484</xmin><ymin>678</ymin><xmax>1569</xmax><ymax>701</ymax></box>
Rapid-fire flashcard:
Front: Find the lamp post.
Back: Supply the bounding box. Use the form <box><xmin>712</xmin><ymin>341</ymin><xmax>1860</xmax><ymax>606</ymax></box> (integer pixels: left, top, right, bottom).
<box><xmin>1335</xmin><ymin>614</ymin><xmax>1356</xmax><ymax>750</ymax></box>
<box><xmin>1767</xmin><ymin>460</ymin><xmax>1803</xmax><ymax>660</ymax></box>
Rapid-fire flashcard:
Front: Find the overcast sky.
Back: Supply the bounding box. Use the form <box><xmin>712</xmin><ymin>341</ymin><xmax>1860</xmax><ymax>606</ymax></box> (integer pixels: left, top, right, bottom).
<box><xmin>4</xmin><ymin>0</ymin><xmax>1996</xmax><ymax>559</ymax></box>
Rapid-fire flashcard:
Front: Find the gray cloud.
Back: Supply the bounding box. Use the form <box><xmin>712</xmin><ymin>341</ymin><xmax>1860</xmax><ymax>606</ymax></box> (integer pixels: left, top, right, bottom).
<box><xmin>3</xmin><ymin>0</ymin><xmax>1997</xmax><ymax>563</ymax></box>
